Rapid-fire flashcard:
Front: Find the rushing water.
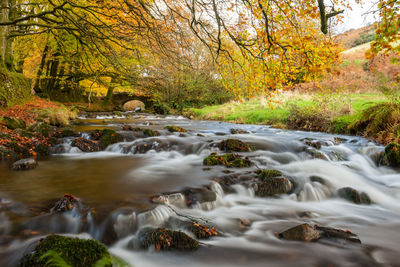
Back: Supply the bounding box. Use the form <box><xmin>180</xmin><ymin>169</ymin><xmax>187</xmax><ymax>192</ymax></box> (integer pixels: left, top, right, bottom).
<box><xmin>1</xmin><ymin>113</ymin><xmax>399</xmax><ymax>266</ymax></box>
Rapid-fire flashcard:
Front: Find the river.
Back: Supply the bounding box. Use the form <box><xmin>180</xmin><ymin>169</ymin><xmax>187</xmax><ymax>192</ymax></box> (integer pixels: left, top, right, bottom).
<box><xmin>1</xmin><ymin>113</ymin><xmax>399</xmax><ymax>266</ymax></box>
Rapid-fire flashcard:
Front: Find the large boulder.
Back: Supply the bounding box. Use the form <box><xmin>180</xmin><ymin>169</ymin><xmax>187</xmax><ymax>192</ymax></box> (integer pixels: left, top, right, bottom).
<box><xmin>12</xmin><ymin>158</ymin><xmax>38</xmax><ymax>171</ymax></box>
<box><xmin>19</xmin><ymin>235</ymin><xmax>111</xmax><ymax>267</ymax></box>
<box><xmin>123</xmin><ymin>100</ymin><xmax>145</xmax><ymax>111</ymax></box>
<box><xmin>0</xmin><ymin>116</ymin><xmax>26</xmax><ymax>130</ymax></box>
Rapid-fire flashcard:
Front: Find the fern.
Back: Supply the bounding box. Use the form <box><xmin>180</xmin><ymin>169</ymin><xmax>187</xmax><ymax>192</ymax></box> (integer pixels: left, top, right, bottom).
<box><xmin>39</xmin><ymin>250</ymin><xmax>71</xmax><ymax>267</ymax></box>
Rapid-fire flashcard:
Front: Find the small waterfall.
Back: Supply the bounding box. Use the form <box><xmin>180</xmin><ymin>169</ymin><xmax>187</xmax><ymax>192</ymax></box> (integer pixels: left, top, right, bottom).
<box><xmin>137</xmin><ymin>205</ymin><xmax>175</xmax><ymax>228</ymax></box>
<box><xmin>114</xmin><ymin>212</ymin><xmax>137</xmax><ymax>238</ymax></box>
<box><xmin>297</xmin><ymin>182</ymin><xmax>331</xmax><ymax>202</ymax></box>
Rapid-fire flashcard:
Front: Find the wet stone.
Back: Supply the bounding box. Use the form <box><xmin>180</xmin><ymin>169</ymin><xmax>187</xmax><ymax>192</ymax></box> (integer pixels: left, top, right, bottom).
<box><xmin>12</xmin><ymin>158</ymin><xmax>38</xmax><ymax>171</ymax></box>
<box><xmin>165</xmin><ymin>126</ymin><xmax>187</xmax><ymax>133</ymax></box>
<box><xmin>218</xmin><ymin>139</ymin><xmax>254</xmax><ymax>152</ymax></box>
<box><xmin>203</xmin><ymin>153</ymin><xmax>253</xmax><ymax>168</ymax></box>
<box><xmin>279</xmin><ymin>223</ymin><xmax>321</xmax><ymax>242</ymax></box>
<box><xmin>72</xmin><ymin>137</ymin><xmax>101</xmax><ymax>152</ymax></box>
<box><xmin>337</xmin><ymin>187</ymin><xmax>371</xmax><ymax>205</ymax></box>
<box><xmin>183</xmin><ymin>188</ymin><xmax>217</xmax><ymax>207</ymax></box>
<box><xmin>384</xmin><ymin>142</ymin><xmax>400</xmax><ymax>168</ymax></box>
<box><xmin>254</xmin><ymin>177</ymin><xmax>293</xmax><ymax>197</ymax></box>
<box><xmin>51</xmin><ymin>193</ymin><xmax>80</xmax><ymax>213</ymax></box>
<box><xmin>230</xmin><ymin>128</ymin><xmax>250</xmax><ymax>134</ymax></box>
<box><xmin>137</xmin><ymin>227</ymin><xmax>199</xmax><ymax>251</ymax></box>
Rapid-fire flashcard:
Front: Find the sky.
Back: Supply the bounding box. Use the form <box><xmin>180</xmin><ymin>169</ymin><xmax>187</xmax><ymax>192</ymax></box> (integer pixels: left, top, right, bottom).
<box><xmin>337</xmin><ymin>0</ymin><xmax>379</xmax><ymax>32</ymax></box>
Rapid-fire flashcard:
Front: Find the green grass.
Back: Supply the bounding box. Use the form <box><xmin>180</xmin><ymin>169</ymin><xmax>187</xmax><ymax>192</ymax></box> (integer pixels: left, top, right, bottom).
<box><xmin>188</xmin><ymin>92</ymin><xmax>386</xmax><ymax>129</ymax></box>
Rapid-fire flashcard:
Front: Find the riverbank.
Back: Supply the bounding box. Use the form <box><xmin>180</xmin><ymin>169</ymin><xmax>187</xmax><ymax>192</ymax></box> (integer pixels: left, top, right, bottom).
<box><xmin>0</xmin><ymin>97</ymin><xmax>77</xmax><ymax>161</ymax></box>
<box><xmin>187</xmin><ymin>91</ymin><xmax>398</xmax><ymax>144</ymax></box>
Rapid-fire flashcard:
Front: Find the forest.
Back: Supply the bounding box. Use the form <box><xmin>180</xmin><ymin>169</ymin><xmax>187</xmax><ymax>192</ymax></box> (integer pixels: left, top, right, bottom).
<box><xmin>0</xmin><ymin>0</ymin><xmax>400</xmax><ymax>266</ymax></box>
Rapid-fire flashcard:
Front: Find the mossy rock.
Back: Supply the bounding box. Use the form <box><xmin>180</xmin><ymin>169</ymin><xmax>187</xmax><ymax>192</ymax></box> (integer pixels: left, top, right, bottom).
<box><xmin>138</xmin><ymin>227</ymin><xmax>199</xmax><ymax>251</ymax></box>
<box><xmin>19</xmin><ymin>235</ymin><xmax>111</xmax><ymax>267</ymax></box>
<box><xmin>0</xmin><ymin>116</ymin><xmax>26</xmax><ymax>130</ymax></box>
<box><xmin>218</xmin><ymin>139</ymin><xmax>254</xmax><ymax>152</ymax></box>
<box><xmin>384</xmin><ymin>143</ymin><xmax>400</xmax><ymax>167</ymax></box>
<box><xmin>28</xmin><ymin>122</ymin><xmax>56</xmax><ymax>138</ymax></box>
<box><xmin>90</xmin><ymin>129</ymin><xmax>122</xmax><ymax>149</ymax></box>
<box><xmin>143</xmin><ymin>129</ymin><xmax>160</xmax><ymax>137</ymax></box>
<box><xmin>254</xmin><ymin>177</ymin><xmax>293</xmax><ymax>197</ymax></box>
<box><xmin>203</xmin><ymin>153</ymin><xmax>252</xmax><ymax>168</ymax></box>
<box><xmin>256</xmin><ymin>169</ymin><xmax>283</xmax><ymax>181</ymax></box>
<box><xmin>337</xmin><ymin>187</ymin><xmax>371</xmax><ymax>205</ymax></box>
<box><xmin>165</xmin><ymin>126</ymin><xmax>187</xmax><ymax>133</ymax></box>
<box><xmin>7</xmin><ymin>141</ymin><xmax>31</xmax><ymax>159</ymax></box>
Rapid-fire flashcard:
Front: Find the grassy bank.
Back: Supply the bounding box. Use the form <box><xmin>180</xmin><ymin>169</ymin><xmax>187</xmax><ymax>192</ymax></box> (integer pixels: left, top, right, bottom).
<box><xmin>188</xmin><ymin>91</ymin><xmax>397</xmax><ymax>143</ymax></box>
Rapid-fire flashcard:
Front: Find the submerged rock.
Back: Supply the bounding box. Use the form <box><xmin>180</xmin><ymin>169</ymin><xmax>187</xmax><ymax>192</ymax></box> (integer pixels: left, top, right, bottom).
<box><xmin>279</xmin><ymin>224</ymin><xmax>361</xmax><ymax>244</ymax></box>
<box><xmin>384</xmin><ymin>142</ymin><xmax>400</xmax><ymax>167</ymax></box>
<box><xmin>183</xmin><ymin>187</ymin><xmax>217</xmax><ymax>207</ymax></box>
<box><xmin>12</xmin><ymin>158</ymin><xmax>38</xmax><ymax>171</ymax></box>
<box><xmin>51</xmin><ymin>193</ymin><xmax>80</xmax><ymax>213</ymax></box>
<box><xmin>72</xmin><ymin>138</ymin><xmax>101</xmax><ymax>152</ymax></box>
<box><xmin>165</xmin><ymin>126</ymin><xmax>188</xmax><ymax>133</ymax></box>
<box><xmin>337</xmin><ymin>187</ymin><xmax>371</xmax><ymax>205</ymax></box>
<box><xmin>230</xmin><ymin>128</ymin><xmax>250</xmax><ymax>134</ymax></box>
<box><xmin>143</xmin><ymin>129</ymin><xmax>160</xmax><ymax>137</ymax></box>
<box><xmin>138</xmin><ymin>227</ymin><xmax>199</xmax><ymax>251</ymax></box>
<box><xmin>279</xmin><ymin>223</ymin><xmax>321</xmax><ymax>242</ymax></box>
<box><xmin>218</xmin><ymin>139</ymin><xmax>254</xmax><ymax>152</ymax></box>
<box><xmin>315</xmin><ymin>225</ymin><xmax>361</xmax><ymax>243</ymax></box>
<box><xmin>203</xmin><ymin>153</ymin><xmax>252</xmax><ymax>168</ymax></box>
<box><xmin>19</xmin><ymin>234</ymin><xmax>111</xmax><ymax>267</ymax></box>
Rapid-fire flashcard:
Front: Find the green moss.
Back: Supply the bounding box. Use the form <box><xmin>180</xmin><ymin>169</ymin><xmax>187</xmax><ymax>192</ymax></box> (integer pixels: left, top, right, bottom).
<box><xmin>165</xmin><ymin>126</ymin><xmax>188</xmax><ymax>133</ymax></box>
<box><xmin>203</xmin><ymin>153</ymin><xmax>252</xmax><ymax>168</ymax></box>
<box><xmin>143</xmin><ymin>129</ymin><xmax>160</xmax><ymax>137</ymax></box>
<box><xmin>257</xmin><ymin>169</ymin><xmax>283</xmax><ymax>181</ymax></box>
<box><xmin>34</xmin><ymin>106</ymin><xmax>77</xmax><ymax>127</ymax></box>
<box><xmin>384</xmin><ymin>142</ymin><xmax>400</xmax><ymax>167</ymax></box>
<box><xmin>138</xmin><ymin>227</ymin><xmax>199</xmax><ymax>251</ymax></box>
<box><xmin>0</xmin><ymin>116</ymin><xmax>26</xmax><ymax>129</ymax></box>
<box><xmin>90</xmin><ymin>129</ymin><xmax>122</xmax><ymax>149</ymax></box>
<box><xmin>0</xmin><ymin>67</ymin><xmax>31</xmax><ymax>107</ymax></box>
<box><xmin>218</xmin><ymin>139</ymin><xmax>254</xmax><ymax>152</ymax></box>
<box><xmin>19</xmin><ymin>235</ymin><xmax>111</xmax><ymax>267</ymax></box>
<box><xmin>28</xmin><ymin>122</ymin><xmax>54</xmax><ymax>137</ymax></box>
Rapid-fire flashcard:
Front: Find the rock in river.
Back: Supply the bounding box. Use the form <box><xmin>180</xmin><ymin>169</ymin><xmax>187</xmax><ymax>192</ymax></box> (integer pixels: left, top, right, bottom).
<box><xmin>218</xmin><ymin>139</ymin><xmax>254</xmax><ymax>152</ymax></box>
<box><xmin>138</xmin><ymin>227</ymin><xmax>199</xmax><ymax>251</ymax></box>
<box><xmin>12</xmin><ymin>158</ymin><xmax>37</xmax><ymax>171</ymax></box>
<box><xmin>337</xmin><ymin>187</ymin><xmax>371</xmax><ymax>205</ymax></box>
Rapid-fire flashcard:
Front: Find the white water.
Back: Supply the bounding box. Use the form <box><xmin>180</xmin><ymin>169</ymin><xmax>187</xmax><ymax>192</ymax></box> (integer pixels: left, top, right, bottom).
<box><xmin>1</xmin><ymin>113</ymin><xmax>399</xmax><ymax>266</ymax></box>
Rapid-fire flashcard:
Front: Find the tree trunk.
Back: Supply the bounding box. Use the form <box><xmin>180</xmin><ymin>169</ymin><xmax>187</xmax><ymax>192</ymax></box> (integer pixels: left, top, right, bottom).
<box><xmin>103</xmin><ymin>76</ymin><xmax>116</xmax><ymax>105</ymax></box>
<box><xmin>33</xmin><ymin>44</ymin><xmax>49</xmax><ymax>93</ymax></box>
<box><xmin>0</xmin><ymin>0</ymin><xmax>15</xmax><ymax>70</ymax></box>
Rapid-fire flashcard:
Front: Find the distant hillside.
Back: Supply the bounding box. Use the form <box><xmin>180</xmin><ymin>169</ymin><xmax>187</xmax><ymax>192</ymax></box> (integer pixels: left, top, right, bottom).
<box><xmin>336</xmin><ymin>24</ymin><xmax>376</xmax><ymax>49</ymax></box>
